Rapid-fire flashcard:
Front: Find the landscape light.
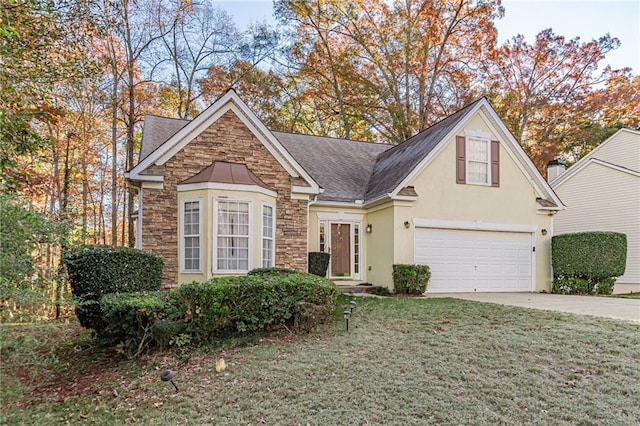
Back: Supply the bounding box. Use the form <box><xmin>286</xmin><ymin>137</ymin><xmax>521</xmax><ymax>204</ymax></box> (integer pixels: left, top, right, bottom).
<box><xmin>160</xmin><ymin>369</ymin><xmax>179</xmax><ymax>392</ymax></box>
<box><xmin>343</xmin><ymin>310</ymin><xmax>351</xmax><ymax>331</ymax></box>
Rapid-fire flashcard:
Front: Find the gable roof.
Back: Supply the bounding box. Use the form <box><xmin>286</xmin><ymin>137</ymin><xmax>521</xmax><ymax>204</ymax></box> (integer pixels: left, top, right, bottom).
<box><xmin>275</xmin><ymin>131</ymin><xmax>391</xmax><ymax>202</ymax></box>
<box><xmin>139</xmin><ymin>115</ymin><xmax>188</xmax><ymax>162</ymax></box>
<box><xmin>127</xmin><ymin>90</ymin><xmax>320</xmax><ymax>195</ymax></box>
<box><xmin>550</xmin><ymin>128</ymin><xmax>640</xmax><ymax>188</ymax></box>
<box><xmin>365</xmin><ymin>98</ymin><xmax>483</xmax><ymax>201</ymax></box>
<box><xmin>130</xmin><ymin>94</ymin><xmax>563</xmax><ymax>209</ymax></box>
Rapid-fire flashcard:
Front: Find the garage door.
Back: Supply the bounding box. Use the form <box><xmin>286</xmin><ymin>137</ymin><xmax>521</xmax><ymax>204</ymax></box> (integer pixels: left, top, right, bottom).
<box><xmin>415</xmin><ymin>228</ymin><xmax>533</xmax><ymax>292</ymax></box>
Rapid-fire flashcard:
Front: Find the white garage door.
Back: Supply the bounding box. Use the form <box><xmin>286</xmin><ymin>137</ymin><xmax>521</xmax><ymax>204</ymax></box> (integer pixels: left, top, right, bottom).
<box><xmin>415</xmin><ymin>228</ymin><xmax>533</xmax><ymax>292</ymax></box>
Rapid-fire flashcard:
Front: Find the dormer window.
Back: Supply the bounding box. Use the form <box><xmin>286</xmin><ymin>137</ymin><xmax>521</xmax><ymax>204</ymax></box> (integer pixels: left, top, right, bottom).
<box><xmin>456</xmin><ymin>134</ymin><xmax>500</xmax><ymax>187</ymax></box>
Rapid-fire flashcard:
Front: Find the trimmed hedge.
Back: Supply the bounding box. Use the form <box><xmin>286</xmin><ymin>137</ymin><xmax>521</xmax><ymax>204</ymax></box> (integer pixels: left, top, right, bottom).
<box><xmin>100</xmin><ymin>291</ymin><xmax>175</xmax><ymax>357</ymax></box>
<box><xmin>393</xmin><ymin>264</ymin><xmax>431</xmax><ymax>295</ymax></box>
<box><xmin>65</xmin><ymin>245</ymin><xmax>163</xmax><ymax>334</ymax></box>
<box><xmin>99</xmin><ymin>273</ymin><xmax>338</xmax><ymax>356</ymax></box>
<box><xmin>308</xmin><ymin>252</ymin><xmax>330</xmax><ymax>277</ymax></box>
<box><xmin>552</xmin><ymin>231</ymin><xmax>627</xmax><ymax>295</ymax></box>
<box><xmin>247</xmin><ymin>267</ymin><xmax>300</xmax><ymax>277</ymax></box>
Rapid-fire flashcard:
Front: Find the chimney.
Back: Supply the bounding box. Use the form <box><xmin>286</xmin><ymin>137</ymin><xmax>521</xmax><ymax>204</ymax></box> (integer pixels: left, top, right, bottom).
<box><xmin>547</xmin><ymin>159</ymin><xmax>565</xmax><ymax>182</ymax></box>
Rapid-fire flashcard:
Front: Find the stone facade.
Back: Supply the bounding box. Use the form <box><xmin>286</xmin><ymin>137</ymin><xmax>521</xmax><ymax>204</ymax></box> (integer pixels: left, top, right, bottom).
<box><xmin>141</xmin><ymin>110</ymin><xmax>309</xmax><ymax>287</ymax></box>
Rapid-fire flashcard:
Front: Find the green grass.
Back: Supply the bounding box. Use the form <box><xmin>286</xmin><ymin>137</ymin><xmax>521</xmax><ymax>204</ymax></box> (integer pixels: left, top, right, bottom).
<box><xmin>2</xmin><ymin>297</ymin><xmax>640</xmax><ymax>425</ymax></box>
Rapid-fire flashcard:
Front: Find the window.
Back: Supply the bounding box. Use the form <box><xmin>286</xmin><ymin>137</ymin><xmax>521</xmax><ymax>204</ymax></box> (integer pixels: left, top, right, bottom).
<box><xmin>262</xmin><ymin>204</ymin><xmax>274</xmax><ymax>268</ymax></box>
<box><xmin>353</xmin><ymin>224</ymin><xmax>360</xmax><ymax>275</ymax></box>
<box><xmin>182</xmin><ymin>200</ymin><xmax>201</xmax><ymax>272</ymax></box>
<box><xmin>216</xmin><ymin>201</ymin><xmax>249</xmax><ymax>271</ymax></box>
<box><xmin>466</xmin><ymin>136</ymin><xmax>490</xmax><ymax>184</ymax></box>
<box><xmin>457</xmin><ymin>135</ymin><xmax>500</xmax><ymax>187</ymax></box>
<box><xmin>319</xmin><ymin>221</ymin><xmax>326</xmax><ymax>252</ymax></box>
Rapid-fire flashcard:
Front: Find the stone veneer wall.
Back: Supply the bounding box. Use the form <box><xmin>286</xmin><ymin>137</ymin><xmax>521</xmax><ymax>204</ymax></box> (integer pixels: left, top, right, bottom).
<box><xmin>141</xmin><ymin>110</ymin><xmax>308</xmax><ymax>288</ymax></box>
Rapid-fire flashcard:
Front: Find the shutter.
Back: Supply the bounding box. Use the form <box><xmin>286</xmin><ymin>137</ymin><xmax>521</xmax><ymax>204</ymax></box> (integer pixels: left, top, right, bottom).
<box><xmin>491</xmin><ymin>140</ymin><xmax>500</xmax><ymax>187</ymax></box>
<box><xmin>456</xmin><ymin>136</ymin><xmax>466</xmax><ymax>184</ymax></box>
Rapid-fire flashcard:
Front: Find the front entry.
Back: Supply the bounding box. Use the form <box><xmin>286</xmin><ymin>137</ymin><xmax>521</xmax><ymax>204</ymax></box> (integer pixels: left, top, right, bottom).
<box><xmin>331</xmin><ymin>223</ymin><xmax>351</xmax><ymax>277</ymax></box>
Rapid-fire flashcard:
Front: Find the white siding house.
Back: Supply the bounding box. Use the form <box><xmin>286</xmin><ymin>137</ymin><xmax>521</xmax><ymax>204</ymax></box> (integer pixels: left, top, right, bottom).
<box><xmin>550</xmin><ymin>129</ymin><xmax>640</xmax><ymax>293</ymax></box>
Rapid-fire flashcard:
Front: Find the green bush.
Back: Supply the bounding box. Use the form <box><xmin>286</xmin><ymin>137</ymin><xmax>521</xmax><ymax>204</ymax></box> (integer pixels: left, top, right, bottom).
<box><xmin>99</xmin><ymin>273</ymin><xmax>338</xmax><ymax>355</ymax></box>
<box><xmin>171</xmin><ymin>273</ymin><xmax>338</xmax><ymax>343</ymax></box>
<box><xmin>552</xmin><ymin>232</ymin><xmax>626</xmax><ymax>295</ymax></box>
<box><xmin>100</xmin><ymin>291</ymin><xmax>174</xmax><ymax>357</ymax></box>
<box><xmin>308</xmin><ymin>252</ymin><xmax>330</xmax><ymax>277</ymax></box>
<box><xmin>248</xmin><ymin>267</ymin><xmax>300</xmax><ymax>277</ymax></box>
<box><xmin>393</xmin><ymin>264</ymin><xmax>431</xmax><ymax>295</ymax></box>
<box><xmin>369</xmin><ymin>286</ymin><xmax>391</xmax><ymax>297</ymax></box>
<box><xmin>65</xmin><ymin>245</ymin><xmax>163</xmax><ymax>334</ymax></box>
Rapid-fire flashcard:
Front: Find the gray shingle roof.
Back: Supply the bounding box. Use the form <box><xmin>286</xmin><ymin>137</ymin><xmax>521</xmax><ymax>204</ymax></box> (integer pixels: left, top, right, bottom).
<box><xmin>136</xmin><ymin>98</ymin><xmax>484</xmax><ymax>203</ymax></box>
<box><xmin>139</xmin><ymin>115</ymin><xmax>189</xmax><ymax>161</ymax></box>
<box><xmin>365</xmin><ymin>98</ymin><xmax>483</xmax><ymax>200</ymax></box>
<box><xmin>274</xmin><ymin>131</ymin><xmax>391</xmax><ymax>202</ymax></box>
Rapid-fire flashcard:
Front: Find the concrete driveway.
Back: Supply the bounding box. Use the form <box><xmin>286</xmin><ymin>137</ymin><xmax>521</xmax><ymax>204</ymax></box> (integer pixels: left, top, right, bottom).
<box><xmin>426</xmin><ymin>292</ymin><xmax>640</xmax><ymax>322</ymax></box>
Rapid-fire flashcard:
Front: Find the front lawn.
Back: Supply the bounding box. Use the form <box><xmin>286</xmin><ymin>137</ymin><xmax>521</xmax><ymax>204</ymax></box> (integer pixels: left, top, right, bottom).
<box><xmin>2</xmin><ymin>297</ymin><xmax>639</xmax><ymax>425</ymax></box>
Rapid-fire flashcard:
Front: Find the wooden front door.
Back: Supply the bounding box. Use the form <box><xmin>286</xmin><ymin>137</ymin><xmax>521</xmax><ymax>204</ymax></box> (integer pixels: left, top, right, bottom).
<box><xmin>330</xmin><ymin>223</ymin><xmax>351</xmax><ymax>277</ymax></box>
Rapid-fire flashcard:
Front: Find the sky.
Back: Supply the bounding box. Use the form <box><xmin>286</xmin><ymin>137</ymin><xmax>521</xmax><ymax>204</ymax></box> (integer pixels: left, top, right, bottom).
<box><xmin>215</xmin><ymin>0</ymin><xmax>640</xmax><ymax>74</ymax></box>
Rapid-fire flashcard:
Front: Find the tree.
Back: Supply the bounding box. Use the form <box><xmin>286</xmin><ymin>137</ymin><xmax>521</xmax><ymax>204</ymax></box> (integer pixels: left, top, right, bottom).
<box><xmin>484</xmin><ymin>29</ymin><xmax>620</xmax><ymax>172</ymax></box>
<box><xmin>0</xmin><ymin>0</ymin><xmax>99</xmax><ymax>190</ymax></box>
<box><xmin>274</xmin><ymin>0</ymin><xmax>503</xmax><ymax>142</ymax></box>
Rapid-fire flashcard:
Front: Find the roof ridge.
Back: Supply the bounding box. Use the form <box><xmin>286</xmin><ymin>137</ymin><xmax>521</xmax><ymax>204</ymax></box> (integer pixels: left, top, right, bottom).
<box><xmin>271</xmin><ymin>129</ymin><xmax>393</xmax><ymax>146</ymax></box>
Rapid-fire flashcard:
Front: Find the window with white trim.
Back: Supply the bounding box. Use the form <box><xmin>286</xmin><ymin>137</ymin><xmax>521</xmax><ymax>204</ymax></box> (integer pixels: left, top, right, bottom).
<box><xmin>466</xmin><ymin>136</ymin><xmax>490</xmax><ymax>184</ymax></box>
<box><xmin>216</xmin><ymin>201</ymin><xmax>250</xmax><ymax>271</ymax></box>
<box><xmin>182</xmin><ymin>200</ymin><xmax>201</xmax><ymax>272</ymax></box>
<box><xmin>319</xmin><ymin>221</ymin><xmax>326</xmax><ymax>252</ymax></box>
<box><xmin>261</xmin><ymin>204</ymin><xmax>274</xmax><ymax>268</ymax></box>
<box><xmin>353</xmin><ymin>224</ymin><xmax>360</xmax><ymax>276</ymax></box>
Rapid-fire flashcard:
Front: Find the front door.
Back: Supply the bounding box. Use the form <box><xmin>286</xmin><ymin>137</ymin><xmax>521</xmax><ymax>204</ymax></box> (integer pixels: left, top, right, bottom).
<box><xmin>331</xmin><ymin>223</ymin><xmax>351</xmax><ymax>277</ymax></box>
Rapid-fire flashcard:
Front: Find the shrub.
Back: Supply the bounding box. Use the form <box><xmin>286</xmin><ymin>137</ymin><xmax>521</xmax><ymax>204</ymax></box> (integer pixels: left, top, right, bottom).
<box><xmin>369</xmin><ymin>286</ymin><xmax>391</xmax><ymax>297</ymax></box>
<box><xmin>552</xmin><ymin>232</ymin><xmax>626</xmax><ymax>294</ymax></box>
<box><xmin>171</xmin><ymin>274</ymin><xmax>338</xmax><ymax>343</ymax></box>
<box><xmin>100</xmin><ymin>291</ymin><xmax>175</xmax><ymax>357</ymax></box>
<box><xmin>248</xmin><ymin>267</ymin><xmax>300</xmax><ymax>277</ymax></box>
<box><xmin>308</xmin><ymin>252</ymin><xmax>330</xmax><ymax>277</ymax></box>
<box><xmin>393</xmin><ymin>264</ymin><xmax>430</xmax><ymax>295</ymax></box>
<box><xmin>65</xmin><ymin>245</ymin><xmax>163</xmax><ymax>334</ymax></box>
<box><xmin>94</xmin><ymin>273</ymin><xmax>338</xmax><ymax>356</ymax></box>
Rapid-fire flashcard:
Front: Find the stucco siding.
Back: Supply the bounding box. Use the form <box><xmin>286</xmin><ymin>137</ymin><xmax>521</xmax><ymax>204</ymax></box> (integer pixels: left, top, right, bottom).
<box><xmin>366</xmin><ymin>206</ymin><xmax>395</xmax><ymax>287</ymax></box>
<box><xmin>398</xmin><ymin>116</ymin><xmax>554</xmax><ymax>291</ymax></box>
<box><xmin>553</xmin><ymin>162</ymin><xmax>640</xmax><ymax>290</ymax></box>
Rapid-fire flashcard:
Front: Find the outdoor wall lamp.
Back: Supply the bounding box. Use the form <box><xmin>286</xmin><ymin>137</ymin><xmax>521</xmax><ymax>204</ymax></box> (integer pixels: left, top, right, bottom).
<box><xmin>541</xmin><ymin>229</ymin><xmax>548</xmax><ymax>235</ymax></box>
<box><xmin>366</xmin><ymin>224</ymin><xmax>372</xmax><ymax>233</ymax></box>
<box><xmin>404</xmin><ymin>221</ymin><xmax>410</xmax><ymax>229</ymax></box>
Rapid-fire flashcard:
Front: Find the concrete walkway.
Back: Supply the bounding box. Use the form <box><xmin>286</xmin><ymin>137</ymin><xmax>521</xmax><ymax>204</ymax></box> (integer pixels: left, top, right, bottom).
<box><xmin>425</xmin><ymin>292</ymin><xmax>640</xmax><ymax>322</ymax></box>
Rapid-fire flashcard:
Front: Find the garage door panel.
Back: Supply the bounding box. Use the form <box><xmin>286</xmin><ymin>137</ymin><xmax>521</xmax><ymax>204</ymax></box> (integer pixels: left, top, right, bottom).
<box><xmin>415</xmin><ymin>228</ymin><xmax>533</xmax><ymax>293</ymax></box>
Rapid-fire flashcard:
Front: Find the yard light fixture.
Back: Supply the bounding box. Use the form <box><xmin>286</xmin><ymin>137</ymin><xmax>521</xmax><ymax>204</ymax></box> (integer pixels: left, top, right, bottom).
<box><xmin>350</xmin><ymin>300</ymin><xmax>356</xmax><ymax>313</ymax></box>
<box><xmin>366</xmin><ymin>224</ymin><xmax>372</xmax><ymax>233</ymax></box>
<box><xmin>541</xmin><ymin>229</ymin><xmax>548</xmax><ymax>235</ymax></box>
<box><xmin>404</xmin><ymin>221</ymin><xmax>410</xmax><ymax>229</ymax></box>
<box><xmin>160</xmin><ymin>369</ymin><xmax>179</xmax><ymax>392</ymax></box>
<box><xmin>343</xmin><ymin>310</ymin><xmax>352</xmax><ymax>331</ymax></box>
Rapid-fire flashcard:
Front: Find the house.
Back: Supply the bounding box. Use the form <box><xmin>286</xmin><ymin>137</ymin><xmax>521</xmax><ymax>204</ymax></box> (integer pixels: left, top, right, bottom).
<box><xmin>126</xmin><ymin>90</ymin><xmax>563</xmax><ymax>292</ymax></box>
<box><xmin>549</xmin><ymin>129</ymin><xmax>640</xmax><ymax>294</ymax></box>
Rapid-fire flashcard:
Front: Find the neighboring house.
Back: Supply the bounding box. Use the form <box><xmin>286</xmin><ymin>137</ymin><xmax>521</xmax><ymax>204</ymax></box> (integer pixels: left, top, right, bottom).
<box><xmin>549</xmin><ymin>129</ymin><xmax>640</xmax><ymax>294</ymax></box>
<box><xmin>126</xmin><ymin>90</ymin><xmax>563</xmax><ymax>292</ymax></box>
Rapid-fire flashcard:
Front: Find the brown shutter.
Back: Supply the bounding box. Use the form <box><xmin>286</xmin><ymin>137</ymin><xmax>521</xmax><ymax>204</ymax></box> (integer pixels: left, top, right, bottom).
<box><xmin>456</xmin><ymin>136</ymin><xmax>466</xmax><ymax>184</ymax></box>
<box><xmin>491</xmin><ymin>140</ymin><xmax>500</xmax><ymax>187</ymax></box>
